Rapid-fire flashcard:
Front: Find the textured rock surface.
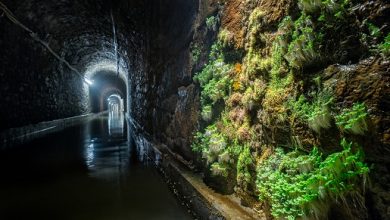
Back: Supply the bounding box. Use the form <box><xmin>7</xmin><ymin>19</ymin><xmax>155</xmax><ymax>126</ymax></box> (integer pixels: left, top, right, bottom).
<box><xmin>129</xmin><ymin>0</ymin><xmax>201</xmax><ymax>161</ymax></box>
<box><xmin>323</xmin><ymin>57</ymin><xmax>390</xmax><ymax>219</ymax></box>
<box><xmin>187</xmin><ymin>0</ymin><xmax>390</xmax><ymax>219</ymax></box>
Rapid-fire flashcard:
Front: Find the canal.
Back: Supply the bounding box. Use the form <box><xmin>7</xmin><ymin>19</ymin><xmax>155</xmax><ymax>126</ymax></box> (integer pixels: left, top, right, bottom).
<box><xmin>0</xmin><ymin>112</ymin><xmax>192</xmax><ymax>220</ymax></box>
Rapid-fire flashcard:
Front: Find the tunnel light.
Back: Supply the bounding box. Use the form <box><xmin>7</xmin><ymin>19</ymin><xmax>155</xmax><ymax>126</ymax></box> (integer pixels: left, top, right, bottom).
<box><xmin>85</xmin><ymin>78</ymin><xmax>93</xmax><ymax>86</ymax></box>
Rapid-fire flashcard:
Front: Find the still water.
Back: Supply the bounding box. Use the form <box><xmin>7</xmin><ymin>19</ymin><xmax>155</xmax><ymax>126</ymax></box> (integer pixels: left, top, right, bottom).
<box><xmin>0</xmin><ymin>112</ymin><xmax>192</xmax><ymax>220</ymax></box>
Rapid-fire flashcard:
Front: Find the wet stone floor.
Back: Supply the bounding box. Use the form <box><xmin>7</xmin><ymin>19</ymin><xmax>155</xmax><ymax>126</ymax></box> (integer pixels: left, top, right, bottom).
<box><xmin>0</xmin><ymin>112</ymin><xmax>192</xmax><ymax>220</ymax></box>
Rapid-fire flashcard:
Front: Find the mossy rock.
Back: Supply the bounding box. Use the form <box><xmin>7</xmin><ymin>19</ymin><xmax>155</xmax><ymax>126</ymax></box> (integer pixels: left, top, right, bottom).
<box><xmin>203</xmin><ymin>166</ymin><xmax>237</xmax><ymax>195</ymax></box>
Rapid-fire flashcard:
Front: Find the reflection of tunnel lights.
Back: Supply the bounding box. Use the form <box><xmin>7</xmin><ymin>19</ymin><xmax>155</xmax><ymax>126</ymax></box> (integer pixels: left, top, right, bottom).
<box><xmin>85</xmin><ymin>78</ymin><xmax>93</xmax><ymax>86</ymax></box>
<box><xmin>84</xmin><ymin>60</ymin><xmax>127</xmax><ymax>83</ymax></box>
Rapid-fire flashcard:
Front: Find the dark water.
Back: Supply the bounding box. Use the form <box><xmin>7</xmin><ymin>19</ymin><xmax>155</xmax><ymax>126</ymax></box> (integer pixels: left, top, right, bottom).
<box><xmin>0</xmin><ymin>113</ymin><xmax>192</xmax><ymax>220</ymax></box>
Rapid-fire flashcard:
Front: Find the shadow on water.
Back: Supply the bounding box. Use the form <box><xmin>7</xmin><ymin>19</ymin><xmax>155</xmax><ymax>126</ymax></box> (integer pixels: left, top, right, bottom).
<box><xmin>0</xmin><ymin>112</ymin><xmax>192</xmax><ymax>220</ymax></box>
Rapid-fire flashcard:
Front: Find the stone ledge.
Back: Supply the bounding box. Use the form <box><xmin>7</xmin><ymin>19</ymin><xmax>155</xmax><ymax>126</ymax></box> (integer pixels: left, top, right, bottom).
<box><xmin>127</xmin><ymin>115</ymin><xmax>263</xmax><ymax>220</ymax></box>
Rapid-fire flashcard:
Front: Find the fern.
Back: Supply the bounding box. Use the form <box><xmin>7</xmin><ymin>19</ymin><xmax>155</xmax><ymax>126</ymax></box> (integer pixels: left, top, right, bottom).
<box><xmin>256</xmin><ymin>139</ymin><xmax>369</xmax><ymax>219</ymax></box>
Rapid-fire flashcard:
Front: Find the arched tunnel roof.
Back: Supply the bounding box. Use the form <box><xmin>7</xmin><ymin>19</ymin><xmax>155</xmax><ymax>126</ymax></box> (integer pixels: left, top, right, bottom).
<box><xmin>0</xmin><ymin>0</ymin><xmax>199</xmax><ymax>162</ymax></box>
<box><xmin>0</xmin><ymin>0</ymin><xmax>144</xmax><ymax>129</ymax></box>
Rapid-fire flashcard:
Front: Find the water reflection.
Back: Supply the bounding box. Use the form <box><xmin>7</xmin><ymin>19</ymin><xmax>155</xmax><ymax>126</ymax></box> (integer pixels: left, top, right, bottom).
<box><xmin>108</xmin><ymin>110</ymin><xmax>124</xmax><ymax>136</ymax></box>
<box><xmin>133</xmin><ymin>135</ymin><xmax>162</xmax><ymax>167</ymax></box>
<box><xmin>0</xmin><ymin>112</ymin><xmax>193</xmax><ymax>219</ymax></box>
<box><xmin>84</xmin><ymin>111</ymin><xmax>129</xmax><ymax>181</ymax></box>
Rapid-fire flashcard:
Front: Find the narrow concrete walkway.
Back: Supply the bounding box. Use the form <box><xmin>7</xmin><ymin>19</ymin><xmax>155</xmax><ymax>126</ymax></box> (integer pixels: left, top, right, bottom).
<box><xmin>170</xmin><ymin>161</ymin><xmax>266</xmax><ymax>220</ymax></box>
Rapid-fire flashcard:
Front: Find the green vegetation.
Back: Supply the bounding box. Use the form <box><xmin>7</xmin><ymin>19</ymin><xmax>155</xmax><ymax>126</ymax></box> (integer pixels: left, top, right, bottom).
<box><xmin>288</xmin><ymin>90</ymin><xmax>334</xmax><ymax>133</ymax></box>
<box><xmin>256</xmin><ymin>139</ymin><xmax>369</xmax><ymax>219</ymax></box>
<box><xmin>244</xmin><ymin>8</ymin><xmax>270</xmax><ymax>78</ymax></box>
<box><xmin>237</xmin><ymin>145</ymin><xmax>253</xmax><ymax>187</ymax></box>
<box><xmin>191</xmin><ymin>43</ymin><xmax>202</xmax><ymax>63</ymax></box>
<box><xmin>218</xmin><ymin>28</ymin><xmax>234</xmax><ymax>49</ymax></box>
<box><xmin>191</xmin><ymin>1</ymin><xmax>371</xmax><ymax>217</ymax></box>
<box><xmin>299</xmin><ymin>0</ymin><xmax>350</xmax><ymax>15</ymax></box>
<box><xmin>194</xmin><ymin>42</ymin><xmax>233</xmax><ymax>118</ymax></box>
<box><xmin>379</xmin><ymin>33</ymin><xmax>390</xmax><ymax>57</ymax></box>
<box><xmin>262</xmin><ymin>18</ymin><xmax>294</xmax><ymax>115</ymax></box>
<box><xmin>335</xmin><ymin>103</ymin><xmax>368</xmax><ymax>135</ymax></box>
<box><xmin>192</xmin><ymin>124</ymin><xmax>244</xmax><ymax>178</ymax></box>
<box><xmin>285</xmin><ymin>14</ymin><xmax>320</xmax><ymax>70</ymax></box>
<box><xmin>206</xmin><ymin>16</ymin><xmax>218</xmax><ymax>31</ymax></box>
<box><xmin>367</xmin><ymin>22</ymin><xmax>381</xmax><ymax>38</ymax></box>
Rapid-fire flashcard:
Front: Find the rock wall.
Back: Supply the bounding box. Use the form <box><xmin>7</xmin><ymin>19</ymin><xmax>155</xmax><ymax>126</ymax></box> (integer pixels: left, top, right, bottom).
<box><xmin>129</xmin><ymin>0</ymin><xmax>202</xmax><ymax>160</ymax></box>
<box><xmin>183</xmin><ymin>0</ymin><xmax>390</xmax><ymax>219</ymax></box>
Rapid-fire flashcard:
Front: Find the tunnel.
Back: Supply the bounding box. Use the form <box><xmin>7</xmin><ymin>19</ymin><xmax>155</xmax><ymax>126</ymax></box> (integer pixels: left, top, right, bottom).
<box><xmin>1</xmin><ymin>0</ymin><xmax>389</xmax><ymax>219</ymax></box>
<box><xmin>89</xmin><ymin>70</ymin><xmax>127</xmax><ymax>113</ymax></box>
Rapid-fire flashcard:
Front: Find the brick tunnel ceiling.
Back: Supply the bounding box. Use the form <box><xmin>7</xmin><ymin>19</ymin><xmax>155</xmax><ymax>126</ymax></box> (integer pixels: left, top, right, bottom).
<box><xmin>0</xmin><ymin>0</ymin><xmax>198</xmax><ymax>130</ymax></box>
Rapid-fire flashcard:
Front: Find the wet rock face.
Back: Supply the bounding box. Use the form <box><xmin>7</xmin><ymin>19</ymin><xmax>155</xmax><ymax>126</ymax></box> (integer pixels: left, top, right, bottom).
<box><xmin>323</xmin><ymin>58</ymin><xmax>390</xmax><ymax>160</ymax></box>
<box><xmin>0</xmin><ymin>0</ymin><xmax>143</xmax><ymax>131</ymax></box>
<box><xmin>129</xmin><ymin>0</ymin><xmax>200</xmax><ymax>160</ymax></box>
<box><xmin>186</xmin><ymin>0</ymin><xmax>390</xmax><ymax>218</ymax></box>
<box><xmin>323</xmin><ymin>58</ymin><xmax>390</xmax><ymax>220</ymax></box>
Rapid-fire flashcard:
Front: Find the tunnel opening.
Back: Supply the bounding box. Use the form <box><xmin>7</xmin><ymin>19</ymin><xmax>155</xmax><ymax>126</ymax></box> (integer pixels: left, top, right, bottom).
<box><xmin>107</xmin><ymin>94</ymin><xmax>124</xmax><ymax>112</ymax></box>
<box><xmin>88</xmin><ymin>71</ymin><xmax>127</xmax><ymax>113</ymax></box>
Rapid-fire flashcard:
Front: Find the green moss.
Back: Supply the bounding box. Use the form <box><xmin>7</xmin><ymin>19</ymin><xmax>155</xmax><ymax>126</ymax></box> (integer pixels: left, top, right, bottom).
<box><xmin>192</xmin><ymin>123</ymin><xmax>247</xmax><ymax>178</ymax></box>
<box><xmin>237</xmin><ymin>145</ymin><xmax>253</xmax><ymax>186</ymax></box>
<box><xmin>194</xmin><ymin>42</ymin><xmax>233</xmax><ymax>118</ymax></box>
<box><xmin>367</xmin><ymin>22</ymin><xmax>381</xmax><ymax>38</ymax></box>
<box><xmin>299</xmin><ymin>0</ymin><xmax>350</xmax><ymax>16</ymax></box>
<box><xmin>244</xmin><ymin>53</ymin><xmax>272</xmax><ymax>79</ymax></box>
<box><xmin>211</xmin><ymin>162</ymin><xmax>229</xmax><ymax>177</ymax></box>
<box><xmin>284</xmin><ymin>14</ymin><xmax>320</xmax><ymax>70</ymax></box>
<box><xmin>206</xmin><ymin>16</ymin><xmax>218</xmax><ymax>31</ymax></box>
<box><xmin>335</xmin><ymin>103</ymin><xmax>368</xmax><ymax>135</ymax></box>
<box><xmin>247</xmin><ymin>8</ymin><xmax>265</xmax><ymax>50</ymax></box>
<box><xmin>242</xmin><ymin>79</ymin><xmax>266</xmax><ymax>110</ymax></box>
<box><xmin>379</xmin><ymin>32</ymin><xmax>390</xmax><ymax>57</ymax></box>
<box><xmin>256</xmin><ymin>139</ymin><xmax>369</xmax><ymax>219</ymax></box>
<box><xmin>288</xmin><ymin>89</ymin><xmax>334</xmax><ymax>133</ymax></box>
<box><xmin>190</xmin><ymin>43</ymin><xmax>201</xmax><ymax>63</ymax></box>
<box><xmin>218</xmin><ymin>29</ymin><xmax>234</xmax><ymax>49</ymax></box>
<box><xmin>262</xmin><ymin>20</ymin><xmax>295</xmax><ymax>115</ymax></box>
<box><xmin>201</xmin><ymin>105</ymin><xmax>213</xmax><ymax>121</ymax></box>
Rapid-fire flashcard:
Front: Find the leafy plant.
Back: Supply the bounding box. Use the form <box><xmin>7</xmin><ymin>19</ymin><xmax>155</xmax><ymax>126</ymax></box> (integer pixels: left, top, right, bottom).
<box><xmin>299</xmin><ymin>0</ymin><xmax>350</xmax><ymax>16</ymax></box>
<box><xmin>237</xmin><ymin>145</ymin><xmax>253</xmax><ymax>187</ymax></box>
<box><xmin>289</xmin><ymin>89</ymin><xmax>334</xmax><ymax>133</ymax></box>
<box><xmin>367</xmin><ymin>22</ymin><xmax>381</xmax><ymax>38</ymax></box>
<box><xmin>194</xmin><ymin>42</ymin><xmax>233</xmax><ymax>117</ymax></box>
<box><xmin>335</xmin><ymin>103</ymin><xmax>368</xmax><ymax>135</ymax></box>
<box><xmin>206</xmin><ymin>16</ymin><xmax>218</xmax><ymax>31</ymax></box>
<box><xmin>192</xmin><ymin>123</ymin><xmax>246</xmax><ymax>178</ymax></box>
<box><xmin>218</xmin><ymin>29</ymin><xmax>234</xmax><ymax>49</ymax></box>
<box><xmin>284</xmin><ymin>14</ymin><xmax>321</xmax><ymax>70</ymax></box>
<box><xmin>262</xmin><ymin>23</ymin><xmax>294</xmax><ymax>115</ymax></box>
<box><xmin>256</xmin><ymin>139</ymin><xmax>369</xmax><ymax>219</ymax></box>
<box><xmin>191</xmin><ymin>43</ymin><xmax>202</xmax><ymax>63</ymax></box>
<box><xmin>379</xmin><ymin>32</ymin><xmax>390</xmax><ymax>57</ymax></box>
<box><xmin>201</xmin><ymin>105</ymin><xmax>213</xmax><ymax>121</ymax></box>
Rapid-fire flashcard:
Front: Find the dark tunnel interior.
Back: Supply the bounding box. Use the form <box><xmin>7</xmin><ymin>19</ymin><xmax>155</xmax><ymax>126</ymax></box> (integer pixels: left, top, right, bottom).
<box><xmin>0</xmin><ymin>0</ymin><xmax>197</xmax><ymax>132</ymax></box>
<box><xmin>0</xmin><ymin>0</ymin><xmax>199</xmax><ymax>218</ymax></box>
